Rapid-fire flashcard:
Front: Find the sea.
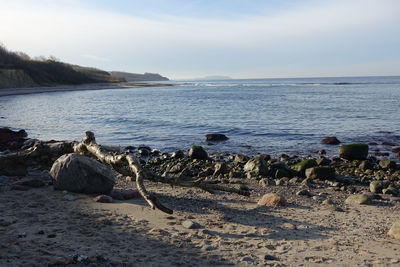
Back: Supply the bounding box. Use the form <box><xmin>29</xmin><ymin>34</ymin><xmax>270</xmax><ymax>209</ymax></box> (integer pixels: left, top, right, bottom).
<box><xmin>1</xmin><ymin>76</ymin><xmax>400</xmax><ymax>159</ymax></box>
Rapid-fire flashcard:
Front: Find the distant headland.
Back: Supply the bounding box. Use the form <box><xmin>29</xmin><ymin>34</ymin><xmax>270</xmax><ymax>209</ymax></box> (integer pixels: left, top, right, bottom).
<box><xmin>0</xmin><ymin>45</ymin><xmax>169</xmax><ymax>89</ymax></box>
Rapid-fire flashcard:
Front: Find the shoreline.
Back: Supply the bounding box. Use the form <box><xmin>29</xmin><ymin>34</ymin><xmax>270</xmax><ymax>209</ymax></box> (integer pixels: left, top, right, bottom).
<box><xmin>0</xmin><ymin>82</ymin><xmax>175</xmax><ymax>97</ymax></box>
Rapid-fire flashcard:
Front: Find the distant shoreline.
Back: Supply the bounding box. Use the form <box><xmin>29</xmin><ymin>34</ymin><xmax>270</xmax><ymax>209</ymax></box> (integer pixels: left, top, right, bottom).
<box><xmin>0</xmin><ymin>82</ymin><xmax>175</xmax><ymax>97</ymax></box>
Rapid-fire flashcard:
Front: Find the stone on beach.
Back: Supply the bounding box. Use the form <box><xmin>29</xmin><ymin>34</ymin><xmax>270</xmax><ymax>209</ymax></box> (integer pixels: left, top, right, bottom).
<box><xmin>345</xmin><ymin>194</ymin><xmax>373</xmax><ymax>205</ymax></box>
<box><xmin>93</xmin><ymin>195</ymin><xmax>113</xmax><ymax>203</ymax></box>
<box><xmin>305</xmin><ymin>166</ymin><xmax>335</xmax><ymax>180</ymax></box>
<box><xmin>339</xmin><ymin>144</ymin><xmax>369</xmax><ymax>160</ymax></box>
<box><xmin>291</xmin><ymin>159</ymin><xmax>317</xmax><ymax>176</ymax></box>
<box><xmin>257</xmin><ymin>193</ymin><xmax>287</xmax><ymax>207</ymax></box>
<box><xmin>378</xmin><ymin>160</ymin><xmax>397</xmax><ymax>170</ymax></box>
<box><xmin>188</xmin><ymin>145</ymin><xmax>208</xmax><ymax>160</ymax></box>
<box><xmin>244</xmin><ymin>157</ymin><xmax>268</xmax><ymax>176</ymax></box>
<box><xmin>388</xmin><ymin>222</ymin><xmax>400</xmax><ymax>240</ymax></box>
<box><xmin>50</xmin><ymin>153</ymin><xmax>115</xmax><ymax>194</ymax></box>
<box><xmin>0</xmin><ymin>127</ymin><xmax>28</xmax><ymax>150</ymax></box>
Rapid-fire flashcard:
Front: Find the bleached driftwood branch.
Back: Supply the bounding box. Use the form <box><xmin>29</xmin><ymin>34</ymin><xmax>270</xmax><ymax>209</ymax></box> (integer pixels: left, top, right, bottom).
<box><xmin>74</xmin><ymin>131</ymin><xmax>250</xmax><ymax>214</ymax></box>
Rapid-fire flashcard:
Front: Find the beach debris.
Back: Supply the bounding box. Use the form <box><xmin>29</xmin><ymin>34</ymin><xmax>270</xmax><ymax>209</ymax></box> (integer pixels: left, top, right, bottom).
<box><xmin>344</xmin><ymin>194</ymin><xmax>373</xmax><ymax>205</ymax></box>
<box><xmin>257</xmin><ymin>193</ymin><xmax>286</xmax><ymax>207</ymax></box>
<box><xmin>339</xmin><ymin>144</ymin><xmax>369</xmax><ymax>160</ymax></box>
<box><xmin>321</xmin><ymin>136</ymin><xmax>341</xmax><ymax>145</ymax></box>
<box><xmin>93</xmin><ymin>194</ymin><xmax>113</xmax><ymax>203</ymax></box>
<box><xmin>71</xmin><ymin>131</ymin><xmax>249</xmax><ymax>214</ymax></box>
<box><xmin>388</xmin><ymin>222</ymin><xmax>400</xmax><ymax>240</ymax></box>
<box><xmin>205</xmin><ymin>133</ymin><xmax>229</xmax><ymax>141</ymax></box>
<box><xmin>50</xmin><ymin>153</ymin><xmax>115</xmax><ymax>194</ymax></box>
<box><xmin>188</xmin><ymin>145</ymin><xmax>208</xmax><ymax>160</ymax></box>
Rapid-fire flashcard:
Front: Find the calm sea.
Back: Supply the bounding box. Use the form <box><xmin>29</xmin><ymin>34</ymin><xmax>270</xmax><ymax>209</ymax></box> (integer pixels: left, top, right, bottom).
<box><xmin>1</xmin><ymin>76</ymin><xmax>400</xmax><ymax>158</ymax></box>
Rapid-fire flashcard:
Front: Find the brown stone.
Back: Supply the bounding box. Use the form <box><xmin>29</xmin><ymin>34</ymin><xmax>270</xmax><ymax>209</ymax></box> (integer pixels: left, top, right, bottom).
<box><xmin>257</xmin><ymin>193</ymin><xmax>286</xmax><ymax>207</ymax></box>
<box><xmin>93</xmin><ymin>195</ymin><xmax>113</xmax><ymax>203</ymax></box>
<box><xmin>321</xmin><ymin>137</ymin><xmax>341</xmax><ymax>145</ymax></box>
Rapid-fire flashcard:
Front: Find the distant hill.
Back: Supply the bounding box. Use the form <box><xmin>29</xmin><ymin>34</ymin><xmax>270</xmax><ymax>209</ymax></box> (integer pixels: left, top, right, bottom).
<box><xmin>0</xmin><ymin>45</ymin><xmax>124</xmax><ymax>89</ymax></box>
<box><xmin>110</xmin><ymin>71</ymin><xmax>169</xmax><ymax>82</ymax></box>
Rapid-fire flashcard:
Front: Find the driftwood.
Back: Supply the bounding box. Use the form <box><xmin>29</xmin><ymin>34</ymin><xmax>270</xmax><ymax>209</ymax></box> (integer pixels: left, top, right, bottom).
<box><xmin>1</xmin><ymin>131</ymin><xmax>250</xmax><ymax>214</ymax></box>
<box><xmin>73</xmin><ymin>131</ymin><xmax>250</xmax><ymax>214</ymax></box>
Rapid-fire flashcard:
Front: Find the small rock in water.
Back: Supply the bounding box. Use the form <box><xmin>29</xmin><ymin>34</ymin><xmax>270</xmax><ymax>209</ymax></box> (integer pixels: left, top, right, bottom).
<box><xmin>321</xmin><ymin>137</ymin><xmax>341</xmax><ymax>145</ymax></box>
<box><xmin>182</xmin><ymin>220</ymin><xmax>200</xmax><ymax>229</ymax></box>
<box><xmin>93</xmin><ymin>195</ymin><xmax>113</xmax><ymax>203</ymax></box>
<box><xmin>345</xmin><ymin>194</ymin><xmax>373</xmax><ymax>205</ymax></box>
<box><xmin>205</xmin><ymin>133</ymin><xmax>229</xmax><ymax>141</ymax></box>
<box><xmin>257</xmin><ymin>193</ymin><xmax>286</xmax><ymax>207</ymax></box>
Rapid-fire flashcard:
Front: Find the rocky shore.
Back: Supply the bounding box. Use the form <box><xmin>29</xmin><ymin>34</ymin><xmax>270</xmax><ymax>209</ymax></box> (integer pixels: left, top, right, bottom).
<box><xmin>1</xmin><ymin>128</ymin><xmax>400</xmax><ymax>266</ymax></box>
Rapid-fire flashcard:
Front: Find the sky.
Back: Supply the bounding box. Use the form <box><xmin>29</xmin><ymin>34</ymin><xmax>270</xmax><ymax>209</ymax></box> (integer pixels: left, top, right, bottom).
<box><xmin>0</xmin><ymin>0</ymin><xmax>399</xmax><ymax>79</ymax></box>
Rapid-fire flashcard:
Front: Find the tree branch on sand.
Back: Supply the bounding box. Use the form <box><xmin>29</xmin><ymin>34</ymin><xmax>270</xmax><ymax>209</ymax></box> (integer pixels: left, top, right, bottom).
<box><xmin>73</xmin><ymin>131</ymin><xmax>250</xmax><ymax>214</ymax></box>
<box><xmin>1</xmin><ymin>131</ymin><xmax>250</xmax><ymax>214</ymax></box>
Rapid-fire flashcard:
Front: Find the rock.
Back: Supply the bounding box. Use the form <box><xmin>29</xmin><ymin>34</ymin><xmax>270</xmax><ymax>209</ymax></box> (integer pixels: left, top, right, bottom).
<box><xmin>369</xmin><ymin>181</ymin><xmax>388</xmax><ymax>193</ymax></box>
<box><xmin>264</xmin><ymin>255</ymin><xmax>279</xmax><ymax>261</ymax></box>
<box><xmin>291</xmin><ymin>159</ymin><xmax>317</xmax><ymax>176</ymax></box>
<box><xmin>257</xmin><ymin>193</ymin><xmax>286</xmax><ymax>207</ymax></box>
<box><xmin>93</xmin><ymin>195</ymin><xmax>113</xmax><ymax>203</ymax></box>
<box><xmin>63</xmin><ymin>194</ymin><xmax>77</xmax><ymax>201</ymax></box>
<box><xmin>316</xmin><ymin>157</ymin><xmax>331</xmax><ymax>166</ymax></box>
<box><xmin>244</xmin><ymin>157</ymin><xmax>268</xmax><ymax>176</ymax></box>
<box><xmin>205</xmin><ymin>133</ymin><xmax>229</xmax><ymax>141</ymax></box>
<box><xmin>391</xmin><ymin>147</ymin><xmax>400</xmax><ymax>153</ymax></box>
<box><xmin>382</xmin><ymin>186</ymin><xmax>399</xmax><ymax>196</ymax></box>
<box><xmin>312</xmin><ymin>195</ymin><xmax>326</xmax><ymax>202</ymax></box>
<box><xmin>110</xmin><ymin>189</ymin><xmax>141</xmax><ymax>200</ymax></box>
<box><xmin>321</xmin><ymin>137</ymin><xmax>341</xmax><ymax>145</ymax></box>
<box><xmin>138</xmin><ymin>147</ymin><xmax>150</xmax><ymax>157</ymax></box>
<box><xmin>188</xmin><ymin>145</ymin><xmax>208</xmax><ymax>160</ymax></box>
<box><xmin>305</xmin><ymin>167</ymin><xmax>335</xmax><ymax>180</ymax></box>
<box><xmin>182</xmin><ymin>220</ymin><xmax>200</xmax><ymax>229</ymax></box>
<box><xmin>234</xmin><ymin>154</ymin><xmax>249</xmax><ymax>164</ymax></box>
<box><xmin>379</xmin><ymin>160</ymin><xmax>397</xmax><ymax>170</ymax></box>
<box><xmin>296</xmin><ymin>189</ymin><xmax>312</xmax><ymax>197</ymax></box>
<box><xmin>50</xmin><ymin>153</ymin><xmax>115</xmax><ymax>194</ymax></box>
<box><xmin>382</xmin><ymin>142</ymin><xmax>398</xmax><ymax>146</ymax></box>
<box><xmin>388</xmin><ymin>222</ymin><xmax>400</xmax><ymax>240</ymax></box>
<box><xmin>171</xmin><ymin>150</ymin><xmax>184</xmax><ymax>159</ymax></box>
<box><xmin>345</xmin><ymin>194</ymin><xmax>373</xmax><ymax>205</ymax></box>
<box><xmin>359</xmin><ymin>160</ymin><xmax>373</xmax><ymax>171</ymax></box>
<box><xmin>339</xmin><ymin>144</ymin><xmax>369</xmax><ymax>160</ymax></box>
<box><xmin>0</xmin><ymin>128</ymin><xmax>28</xmax><ymax>150</ymax></box>
<box><xmin>322</xmin><ymin>199</ymin><xmax>334</xmax><ymax>205</ymax></box>
<box><xmin>213</xmin><ymin>162</ymin><xmax>228</xmax><ymax>176</ymax></box>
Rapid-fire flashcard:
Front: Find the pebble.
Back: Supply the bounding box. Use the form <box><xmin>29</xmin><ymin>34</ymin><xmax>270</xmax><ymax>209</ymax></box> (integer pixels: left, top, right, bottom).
<box><xmin>63</xmin><ymin>194</ymin><xmax>77</xmax><ymax>201</ymax></box>
<box><xmin>182</xmin><ymin>220</ymin><xmax>200</xmax><ymax>229</ymax></box>
<box><xmin>93</xmin><ymin>195</ymin><xmax>113</xmax><ymax>203</ymax></box>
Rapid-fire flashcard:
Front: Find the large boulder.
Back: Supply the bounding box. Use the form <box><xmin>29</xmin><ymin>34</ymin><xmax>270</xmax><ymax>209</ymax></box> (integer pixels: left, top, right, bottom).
<box><xmin>244</xmin><ymin>157</ymin><xmax>268</xmax><ymax>176</ymax></box>
<box><xmin>321</xmin><ymin>137</ymin><xmax>341</xmax><ymax>145</ymax></box>
<box><xmin>305</xmin><ymin>166</ymin><xmax>335</xmax><ymax>180</ymax></box>
<box><xmin>50</xmin><ymin>153</ymin><xmax>115</xmax><ymax>194</ymax></box>
<box><xmin>0</xmin><ymin>128</ymin><xmax>28</xmax><ymax>150</ymax></box>
<box><xmin>339</xmin><ymin>144</ymin><xmax>369</xmax><ymax>160</ymax></box>
<box><xmin>188</xmin><ymin>145</ymin><xmax>208</xmax><ymax>160</ymax></box>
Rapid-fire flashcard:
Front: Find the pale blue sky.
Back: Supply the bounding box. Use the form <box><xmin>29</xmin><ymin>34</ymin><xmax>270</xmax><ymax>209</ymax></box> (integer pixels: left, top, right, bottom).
<box><xmin>0</xmin><ymin>0</ymin><xmax>399</xmax><ymax>79</ymax></box>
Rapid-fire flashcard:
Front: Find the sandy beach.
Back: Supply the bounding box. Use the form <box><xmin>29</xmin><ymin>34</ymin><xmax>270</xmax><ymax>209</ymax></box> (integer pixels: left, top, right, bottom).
<box><xmin>0</xmin><ymin>82</ymin><xmax>174</xmax><ymax>97</ymax></box>
<box><xmin>1</xmin><ymin>176</ymin><xmax>400</xmax><ymax>266</ymax></box>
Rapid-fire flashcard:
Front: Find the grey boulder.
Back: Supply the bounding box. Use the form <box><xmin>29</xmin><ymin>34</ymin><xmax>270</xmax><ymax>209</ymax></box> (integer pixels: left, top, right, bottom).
<box><xmin>50</xmin><ymin>153</ymin><xmax>115</xmax><ymax>194</ymax></box>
